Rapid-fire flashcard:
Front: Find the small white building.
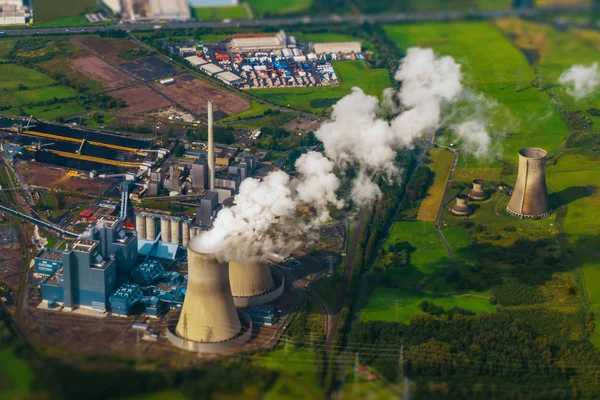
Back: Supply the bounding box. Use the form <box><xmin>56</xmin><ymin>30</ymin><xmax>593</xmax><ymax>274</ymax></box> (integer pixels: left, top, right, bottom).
<box><xmin>313</xmin><ymin>42</ymin><xmax>362</xmax><ymax>54</ymax></box>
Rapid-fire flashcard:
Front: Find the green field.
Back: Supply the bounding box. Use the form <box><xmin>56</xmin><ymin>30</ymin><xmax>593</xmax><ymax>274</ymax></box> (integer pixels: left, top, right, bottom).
<box><xmin>247</xmin><ymin>0</ymin><xmax>312</xmax><ymax>17</ymax></box>
<box><xmin>0</xmin><ymin>64</ymin><xmax>55</xmax><ymax>91</ymax></box>
<box><xmin>32</xmin><ymin>0</ymin><xmax>97</xmax><ymax>23</ymax></box>
<box><xmin>417</xmin><ymin>148</ymin><xmax>454</xmax><ymax>222</ymax></box>
<box><xmin>384</xmin><ymin>22</ymin><xmax>569</xmax><ymax>168</ymax></box>
<box><xmin>252</xmin><ymin>60</ymin><xmax>391</xmax><ymax>114</ymax></box>
<box><xmin>192</xmin><ymin>6</ymin><xmax>250</xmax><ymax>21</ymax></box>
<box><xmin>0</xmin><ymin>348</ymin><xmax>34</xmax><ymax>399</ymax></box>
<box><xmin>362</xmin><ymin>287</ymin><xmax>496</xmax><ymax>323</ymax></box>
<box><xmin>218</xmin><ymin>100</ymin><xmax>272</xmax><ymax>123</ymax></box>
<box><xmin>0</xmin><ymin>40</ymin><xmax>15</xmax><ymax>60</ymax></box>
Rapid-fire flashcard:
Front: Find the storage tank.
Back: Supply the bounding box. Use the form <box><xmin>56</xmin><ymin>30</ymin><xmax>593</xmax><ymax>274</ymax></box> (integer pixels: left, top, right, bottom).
<box><xmin>171</xmin><ymin>217</ymin><xmax>181</xmax><ymax>245</ymax></box>
<box><xmin>135</xmin><ymin>214</ymin><xmax>146</xmax><ymax>240</ymax></box>
<box><xmin>451</xmin><ymin>194</ymin><xmax>473</xmax><ymax>216</ymax></box>
<box><xmin>175</xmin><ymin>238</ymin><xmax>241</xmax><ymax>343</ymax></box>
<box><xmin>229</xmin><ymin>261</ymin><xmax>282</xmax><ymax>307</ymax></box>
<box><xmin>160</xmin><ymin>217</ymin><xmax>171</xmax><ymax>243</ymax></box>
<box><xmin>469</xmin><ymin>179</ymin><xmax>487</xmax><ymax>201</ymax></box>
<box><xmin>182</xmin><ymin>221</ymin><xmax>190</xmax><ymax>248</ymax></box>
<box><xmin>145</xmin><ymin>215</ymin><xmax>156</xmax><ymax>240</ymax></box>
<box><xmin>507</xmin><ymin>148</ymin><xmax>552</xmax><ymax>219</ymax></box>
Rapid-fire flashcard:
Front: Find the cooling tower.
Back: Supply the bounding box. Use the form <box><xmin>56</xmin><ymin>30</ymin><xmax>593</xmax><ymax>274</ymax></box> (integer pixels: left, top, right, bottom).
<box><xmin>469</xmin><ymin>179</ymin><xmax>487</xmax><ymax>201</ymax></box>
<box><xmin>507</xmin><ymin>148</ymin><xmax>552</xmax><ymax>219</ymax></box>
<box><xmin>451</xmin><ymin>194</ymin><xmax>473</xmax><ymax>216</ymax></box>
<box><xmin>175</xmin><ymin>241</ymin><xmax>241</xmax><ymax>343</ymax></box>
<box><xmin>182</xmin><ymin>221</ymin><xmax>190</xmax><ymax>248</ymax></box>
<box><xmin>171</xmin><ymin>217</ymin><xmax>181</xmax><ymax>245</ymax></box>
<box><xmin>160</xmin><ymin>217</ymin><xmax>171</xmax><ymax>243</ymax></box>
<box><xmin>229</xmin><ymin>261</ymin><xmax>283</xmax><ymax>307</ymax></box>
<box><xmin>135</xmin><ymin>214</ymin><xmax>146</xmax><ymax>240</ymax></box>
<box><xmin>146</xmin><ymin>215</ymin><xmax>156</xmax><ymax>240</ymax></box>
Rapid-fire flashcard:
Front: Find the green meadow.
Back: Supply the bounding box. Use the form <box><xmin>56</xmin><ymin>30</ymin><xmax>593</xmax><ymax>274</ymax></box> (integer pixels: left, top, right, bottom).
<box><xmin>247</xmin><ymin>0</ymin><xmax>312</xmax><ymax>17</ymax></box>
<box><xmin>192</xmin><ymin>6</ymin><xmax>250</xmax><ymax>21</ymax></box>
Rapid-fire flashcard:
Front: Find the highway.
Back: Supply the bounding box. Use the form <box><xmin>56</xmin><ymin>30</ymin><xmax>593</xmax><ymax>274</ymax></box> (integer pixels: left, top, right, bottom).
<box><xmin>0</xmin><ymin>5</ymin><xmax>594</xmax><ymax>37</ymax></box>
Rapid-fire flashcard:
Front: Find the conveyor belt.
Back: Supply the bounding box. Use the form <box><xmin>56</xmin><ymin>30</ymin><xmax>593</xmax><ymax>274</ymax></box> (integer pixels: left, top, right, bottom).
<box><xmin>47</xmin><ymin>149</ymin><xmax>142</xmax><ymax>168</ymax></box>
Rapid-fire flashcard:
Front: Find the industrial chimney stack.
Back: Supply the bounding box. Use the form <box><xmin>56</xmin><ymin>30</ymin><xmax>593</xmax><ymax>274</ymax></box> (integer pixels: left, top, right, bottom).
<box><xmin>507</xmin><ymin>148</ymin><xmax>552</xmax><ymax>219</ymax></box>
<box><xmin>208</xmin><ymin>101</ymin><xmax>215</xmax><ymax>192</ymax></box>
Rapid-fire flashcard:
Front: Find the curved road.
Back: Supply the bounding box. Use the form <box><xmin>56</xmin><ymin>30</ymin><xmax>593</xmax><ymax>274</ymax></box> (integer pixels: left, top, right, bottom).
<box><xmin>0</xmin><ymin>5</ymin><xmax>594</xmax><ymax>37</ymax></box>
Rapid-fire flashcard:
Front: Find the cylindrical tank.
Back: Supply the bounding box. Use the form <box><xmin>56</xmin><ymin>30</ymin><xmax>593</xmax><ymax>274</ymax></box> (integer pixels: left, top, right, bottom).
<box><xmin>171</xmin><ymin>217</ymin><xmax>180</xmax><ymax>245</ymax></box>
<box><xmin>507</xmin><ymin>148</ymin><xmax>552</xmax><ymax>219</ymax></box>
<box><xmin>182</xmin><ymin>221</ymin><xmax>190</xmax><ymax>248</ymax></box>
<box><xmin>451</xmin><ymin>194</ymin><xmax>472</xmax><ymax>216</ymax></box>
<box><xmin>229</xmin><ymin>261</ymin><xmax>275</xmax><ymax>298</ymax></box>
<box><xmin>160</xmin><ymin>217</ymin><xmax>171</xmax><ymax>243</ymax></box>
<box><xmin>176</xmin><ymin>238</ymin><xmax>241</xmax><ymax>343</ymax></box>
<box><xmin>469</xmin><ymin>179</ymin><xmax>487</xmax><ymax>201</ymax></box>
<box><xmin>145</xmin><ymin>215</ymin><xmax>156</xmax><ymax>240</ymax></box>
<box><xmin>135</xmin><ymin>214</ymin><xmax>146</xmax><ymax>240</ymax></box>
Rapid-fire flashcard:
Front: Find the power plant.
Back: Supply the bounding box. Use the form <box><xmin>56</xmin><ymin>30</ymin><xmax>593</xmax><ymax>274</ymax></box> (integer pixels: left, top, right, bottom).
<box><xmin>469</xmin><ymin>179</ymin><xmax>488</xmax><ymax>201</ymax></box>
<box><xmin>451</xmin><ymin>194</ymin><xmax>473</xmax><ymax>216</ymax></box>
<box><xmin>506</xmin><ymin>147</ymin><xmax>552</xmax><ymax>219</ymax></box>
<box><xmin>229</xmin><ymin>261</ymin><xmax>284</xmax><ymax>307</ymax></box>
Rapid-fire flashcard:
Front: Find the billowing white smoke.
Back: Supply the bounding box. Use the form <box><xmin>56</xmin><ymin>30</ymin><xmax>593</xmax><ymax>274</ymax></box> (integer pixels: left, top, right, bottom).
<box><xmin>452</xmin><ymin>120</ymin><xmax>492</xmax><ymax>158</ymax></box>
<box><xmin>558</xmin><ymin>62</ymin><xmax>600</xmax><ymax>99</ymax></box>
<box><xmin>195</xmin><ymin>47</ymin><xmax>495</xmax><ymax>262</ymax></box>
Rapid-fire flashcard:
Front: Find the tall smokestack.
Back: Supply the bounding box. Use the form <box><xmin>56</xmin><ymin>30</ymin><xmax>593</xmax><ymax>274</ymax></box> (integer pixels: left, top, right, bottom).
<box><xmin>176</xmin><ymin>240</ymin><xmax>241</xmax><ymax>343</ymax></box>
<box><xmin>208</xmin><ymin>101</ymin><xmax>215</xmax><ymax>192</ymax></box>
<box><xmin>507</xmin><ymin>148</ymin><xmax>552</xmax><ymax>219</ymax></box>
<box><xmin>229</xmin><ymin>261</ymin><xmax>282</xmax><ymax>307</ymax></box>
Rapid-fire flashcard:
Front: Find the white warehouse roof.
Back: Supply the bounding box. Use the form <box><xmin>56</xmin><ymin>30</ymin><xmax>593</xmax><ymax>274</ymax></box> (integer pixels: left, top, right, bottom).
<box><xmin>148</xmin><ymin>0</ymin><xmax>191</xmax><ymax>20</ymax></box>
<box><xmin>313</xmin><ymin>42</ymin><xmax>362</xmax><ymax>54</ymax></box>
<box><xmin>199</xmin><ymin>63</ymin><xmax>224</xmax><ymax>76</ymax></box>
<box><xmin>217</xmin><ymin>71</ymin><xmax>242</xmax><ymax>85</ymax></box>
<box><xmin>185</xmin><ymin>55</ymin><xmax>208</xmax><ymax>67</ymax></box>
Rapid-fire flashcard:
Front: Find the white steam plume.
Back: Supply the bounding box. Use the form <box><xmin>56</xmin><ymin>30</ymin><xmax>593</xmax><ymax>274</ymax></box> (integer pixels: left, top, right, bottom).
<box><xmin>558</xmin><ymin>62</ymin><xmax>600</xmax><ymax>99</ymax></box>
<box><xmin>452</xmin><ymin>120</ymin><xmax>492</xmax><ymax>158</ymax></box>
<box><xmin>194</xmin><ymin>47</ymin><xmax>497</xmax><ymax>262</ymax></box>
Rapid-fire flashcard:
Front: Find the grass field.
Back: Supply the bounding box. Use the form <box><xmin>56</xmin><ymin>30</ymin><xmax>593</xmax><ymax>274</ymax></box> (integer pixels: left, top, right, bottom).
<box><xmin>218</xmin><ymin>100</ymin><xmax>272</xmax><ymax>122</ymax></box>
<box><xmin>247</xmin><ymin>0</ymin><xmax>312</xmax><ymax>17</ymax></box>
<box><xmin>417</xmin><ymin>148</ymin><xmax>454</xmax><ymax>221</ymax></box>
<box><xmin>0</xmin><ymin>40</ymin><xmax>15</xmax><ymax>60</ymax></box>
<box><xmin>0</xmin><ymin>64</ymin><xmax>55</xmax><ymax>91</ymax></box>
<box><xmin>192</xmin><ymin>6</ymin><xmax>250</xmax><ymax>21</ymax></box>
<box><xmin>452</xmin><ymin>167</ymin><xmax>503</xmax><ymax>183</ymax></box>
<box><xmin>376</xmin><ymin>221</ymin><xmax>449</xmax><ymax>285</ymax></box>
<box><xmin>495</xmin><ymin>18</ymin><xmax>600</xmax><ymax>125</ymax></box>
<box><xmin>384</xmin><ymin>22</ymin><xmax>569</xmax><ymax>168</ymax></box>
<box><xmin>0</xmin><ymin>348</ymin><xmax>34</xmax><ymax>399</ymax></box>
<box><xmin>252</xmin><ymin>60</ymin><xmax>391</xmax><ymax>114</ymax></box>
<box><xmin>32</xmin><ymin>0</ymin><xmax>96</xmax><ymax>23</ymax></box>
<box><xmin>362</xmin><ymin>287</ymin><xmax>496</xmax><ymax>323</ymax></box>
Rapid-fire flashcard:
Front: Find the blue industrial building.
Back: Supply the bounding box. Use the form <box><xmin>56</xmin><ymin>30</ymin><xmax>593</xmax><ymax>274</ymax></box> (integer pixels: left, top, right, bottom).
<box><xmin>131</xmin><ymin>259</ymin><xmax>165</xmax><ymax>286</ymax></box>
<box><xmin>248</xmin><ymin>305</ymin><xmax>276</xmax><ymax>326</ymax></box>
<box><xmin>34</xmin><ymin>249</ymin><xmax>63</xmax><ymax>276</ymax></box>
<box><xmin>152</xmin><ymin>282</ymin><xmax>186</xmax><ymax>310</ymax></box>
<box><xmin>40</xmin><ymin>216</ymin><xmax>139</xmax><ymax>312</ymax></box>
<box><xmin>142</xmin><ymin>296</ymin><xmax>167</xmax><ymax>317</ymax></box>
<box><xmin>109</xmin><ymin>284</ymin><xmax>144</xmax><ymax>316</ymax></box>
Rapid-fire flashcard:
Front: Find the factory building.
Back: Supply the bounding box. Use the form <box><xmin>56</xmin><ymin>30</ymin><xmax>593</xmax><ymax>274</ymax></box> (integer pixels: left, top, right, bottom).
<box><xmin>199</xmin><ymin>63</ymin><xmax>224</xmax><ymax>77</ymax></box>
<box><xmin>248</xmin><ymin>305</ymin><xmax>277</xmax><ymax>326</ymax></box>
<box><xmin>34</xmin><ymin>249</ymin><xmax>63</xmax><ymax>277</ymax></box>
<box><xmin>41</xmin><ymin>239</ymin><xmax>118</xmax><ymax>312</ymax></box>
<box><xmin>102</xmin><ymin>0</ymin><xmax>121</xmax><ymax>14</ymax></box>
<box><xmin>217</xmin><ymin>71</ymin><xmax>243</xmax><ymax>86</ymax></box>
<box><xmin>131</xmin><ymin>259</ymin><xmax>165</xmax><ymax>286</ymax></box>
<box><xmin>196</xmin><ymin>191</ymin><xmax>218</xmax><ymax>227</ymax></box>
<box><xmin>312</xmin><ymin>42</ymin><xmax>362</xmax><ymax>54</ymax></box>
<box><xmin>109</xmin><ymin>284</ymin><xmax>144</xmax><ymax>316</ymax></box>
<box><xmin>507</xmin><ymin>147</ymin><xmax>552</xmax><ymax>219</ymax></box>
<box><xmin>215</xmin><ymin>171</ymin><xmax>241</xmax><ymax>192</ymax></box>
<box><xmin>185</xmin><ymin>55</ymin><xmax>209</xmax><ymax>68</ymax></box>
<box><xmin>148</xmin><ymin>0</ymin><xmax>191</xmax><ymax>20</ymax></box>
<box><xmin>229</xmin><ymin>31</ymin><xmax>291</xmax><ymax>52</ymax></box>
<box><xmin>191</xmin><ymin>155</ymin><xmax>209</xmax><ymax>189</ymax></box>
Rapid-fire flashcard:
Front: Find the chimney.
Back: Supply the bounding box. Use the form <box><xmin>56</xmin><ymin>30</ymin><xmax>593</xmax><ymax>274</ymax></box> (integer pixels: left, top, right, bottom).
<box><xmin>208</xmin><ymin>101</ymin><xmax>215</xmax><ymax>192</ymax></box>
<box><xmin>507</xmin><ymin>147</ymin><xmax>552</xmax><ymax>219</ymax></box>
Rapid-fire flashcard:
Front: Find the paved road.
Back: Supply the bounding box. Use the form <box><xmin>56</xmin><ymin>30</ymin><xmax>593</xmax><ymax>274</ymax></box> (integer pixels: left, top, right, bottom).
<box><xmin>0</xmin><ymin>5</ymin><xmax>594</xmax><ymax>37</ymax></box>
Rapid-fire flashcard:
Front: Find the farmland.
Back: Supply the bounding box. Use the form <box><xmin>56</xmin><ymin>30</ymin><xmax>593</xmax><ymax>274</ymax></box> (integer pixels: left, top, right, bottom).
<box><xmin>384</xmin><ymin>21</ymin><xmax>569</xmax><ymax>168</ymax></box>
<box><xmin>247</xmin><ymin>0</ymin><xmax>312</xmax><ymax>17</ymax></box>
<box><xmin>417</xmin><ymin>148</ymin><xmax>454</xmax><ymax>221</ymax></box>
<box><xmin>252</xmin><ymin>60</ymin><xmax>391</xmax><ymax>113</ymax></box>
<box><xmin>192</xmin><ymin>6</ymin><xmax>250</xmax><ymax>21</ymax></box>
<box><xmin>31</xmin><ymin>0</ymin><xmax>97</xmax><ymax>24</ymax></box>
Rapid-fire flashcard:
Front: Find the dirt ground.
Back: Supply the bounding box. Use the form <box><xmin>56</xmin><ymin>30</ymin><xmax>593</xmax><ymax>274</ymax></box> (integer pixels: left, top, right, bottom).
<box><xmin>72</xmin><ymin>37</ymin><xmax>139</xmax><ymax>65</ymax></box>
<box><xmin>152</xmin><ymin>106</ymin><xmax>196</xmax><ymax>122</ymax></box>
<box><xmin>284</xmin><ymin>117</ymin><xmax>322</xmax><ymax>133</ymax></box>
<box><xmin>15</xmin><ymin>162</ymin><xmax>114</xmax><ymax>196</ymax></box>
<box><xmin>112</xmin><ymin>85</ymin><xmax>174</xmax><ymax>114</ymax></box>
<box><xmin>151</xmin><ymin>75</ymin><xmax>250</xmax><ymax>116</ymax></box>
<box><xmin>69</xmin><ymin>56</ymin><xmax>134</xmax><ymax>90</ymax></box>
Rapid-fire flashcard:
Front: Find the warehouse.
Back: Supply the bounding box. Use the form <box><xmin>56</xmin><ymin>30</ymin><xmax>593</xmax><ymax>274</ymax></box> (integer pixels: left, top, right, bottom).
<box><xmin>229</xmin><ymin>31</ymin><xmax>290</xmax><ymax>52</ymax></box>
<box><xmin>217</xmin><ymin>71</ymin><xmax>243</xmax><ymax>86</ymax></box>
<box><xmin>185</xmin><ymin>55</ymin><xmax>208</xmax><ymax>68</ymax></box>
<box><xmin>313</xmin><ymin>42</ymin><xmax>362</xmax><ymax>54</ymax></box>
<box><xmin>148</xmin><ymin>0</ymin><xmax>191</xmax><ymax>20</ymax></box>
<box><xmin>199</xmin><ymin>62</ymin><xmax>224</xmax><ymax>76</ymax></box>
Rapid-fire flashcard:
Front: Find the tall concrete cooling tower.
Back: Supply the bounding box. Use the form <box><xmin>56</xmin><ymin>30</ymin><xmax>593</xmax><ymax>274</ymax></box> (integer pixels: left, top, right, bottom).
<box><xmin>507</xmin><ymin>147</ymin><xmax>552</xmax><ymax>219</ymax></box>
<box><xmin>229</xmin><ymin>261</ymin><xmax>284</xmax><ymax>307</ymax></box>
<box><xmin>175</xmin><ymin>240</ymin><xmax>241</xmax><ymax>343</ymax></box>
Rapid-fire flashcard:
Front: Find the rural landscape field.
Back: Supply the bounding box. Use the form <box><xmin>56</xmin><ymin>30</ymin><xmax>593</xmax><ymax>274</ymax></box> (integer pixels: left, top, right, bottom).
<box><xmin>0</xmin><ymin>0</ymin><xmax>599</xmax><ymax>399</ymax></box>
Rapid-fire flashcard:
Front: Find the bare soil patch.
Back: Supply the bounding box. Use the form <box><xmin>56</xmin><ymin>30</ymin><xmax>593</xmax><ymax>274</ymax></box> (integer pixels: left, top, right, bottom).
<box><xmin>73</xmin><ymin>37</ymin><xmax>139</xmax><ymax>65</ymax></box>
<box><xmin>15</xmin><ymin>163</ymin><xmax>114</xmax><ymax>196</ymax></box>
<box><xmin>112</xmin><ymin>85</ymin><xmax>173</xmax><ymax>114</ymax></box>
<box><xmin>69</xmin><ymin>56</ymin><xmax>134</xmax><ymax>90</ymax></box>
<box><xmin>284</xmin><ymin>116</ymin><xmax>322</xmax><ymax>133</ymax></box>
<box><xmin>151</xmin><ymin>75</ymin><xmax>250</xmax><ymax>116</ymax></box>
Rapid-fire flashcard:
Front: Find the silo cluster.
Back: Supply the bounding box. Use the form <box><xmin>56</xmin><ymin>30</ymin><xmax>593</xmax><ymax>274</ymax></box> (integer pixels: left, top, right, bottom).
<box><xmin>135</xmin><ymin>214</ymin><xmax>146</xmax><ymax>240</ymax></box>
<box><xmin>145</xmin><ymin>215</ymin><xmax>157</xmax><ymax>240</ymax></box>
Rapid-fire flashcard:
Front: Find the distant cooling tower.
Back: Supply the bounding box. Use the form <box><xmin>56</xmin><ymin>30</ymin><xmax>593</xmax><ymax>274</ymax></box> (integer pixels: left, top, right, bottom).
<box><xmin>507</xmin><ymin>148</ymin><xmax>552</xmax><ymax>219</ymax></box>
<box><xmin>229</xmin><ymin>261</ymin><xmax>284</xmax><ymax>307</ymax></box>
<box><xmin>469</xmin><ymin>179</ymin><xmax>487</xmax><ymax>201</ymax></box>
<box><xmin>173</xmin><ymin>239</ymin><xmax>244</xmax><ymax>346</ymax></box>
<box><xmin>451</xmin><ymin>194</ymin><xmax>472</xmax><ymax>216</ymax></box>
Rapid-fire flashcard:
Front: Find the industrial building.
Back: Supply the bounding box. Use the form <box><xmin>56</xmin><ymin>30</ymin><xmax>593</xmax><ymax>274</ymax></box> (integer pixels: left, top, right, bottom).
<box><xmin>312</xmin><ymin>42</ymin><xmax>362</xmax><ymax>54</ymax></box>
<box><xmin>102</xmin><ymin>0</ymin><xmax>122</xmax><ymax>14</ymax></box>
<box><xmin>0</xmin><ymin>1</ymin><xmax>25</xmax><ymax>25</ymax></box>
<box><xmin>507</xmin><ymin>147</ymin><xmax>552</xmax><ymax>219</ymax></box>
<box><xmin>451</xmin><ymin>194</ymin><xmax>473</xmax><ymax>216</ymax></box>
<box><xmin>34</xmin><ymin>249</ymin><xmax>63</xmax><ymax>277</ymax></box>
<box><xmin>189</xmin><ymin>0</ymin><xmax>238</xmax><ymax>6</ymax></box>
<box><xmin>229</xmin><ymin>31</ymin><xmax>291</xmax><ymax>52</ymax></box>
<box><xmin>121</xmin><ymin>0</ymin><xmax>191</xmax><ymax>21</ymax></box>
